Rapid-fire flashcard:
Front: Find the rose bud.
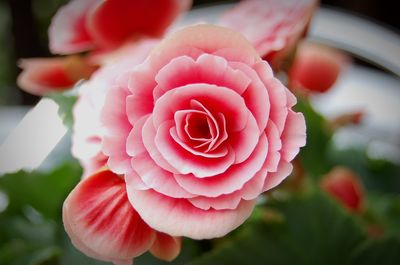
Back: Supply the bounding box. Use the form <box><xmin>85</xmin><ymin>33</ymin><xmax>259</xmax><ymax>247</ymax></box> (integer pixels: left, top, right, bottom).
<box><xmin>17</xmin><ymin>56</ymin><xmax>97</xmax><ymax>96</ymax></box>
<box><xmin>64</xmin><ymin>25</ymin><xmax>306</xmax><ymax>264</ymax></box>
<box><xmin>49</xmin><ymin>0</ymin><xmax>192</xmax><ymax>54</ymax></box>
<box><xmin>218</xmin><ymin>0</ymin><xmax>318</xmax><ymax>70</ymax></box>
<box><xmin>321</xmin><ymin>167</ymin><xmax>364</xmax><ymax>213</ymax></box>
<box><xmin>289</xmin><ymin>41</ymin><xmax>349</xmax><ymax>93</ymax></box>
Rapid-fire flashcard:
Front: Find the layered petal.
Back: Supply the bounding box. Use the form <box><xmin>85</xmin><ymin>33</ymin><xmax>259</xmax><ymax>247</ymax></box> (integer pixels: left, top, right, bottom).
<box><xmin>149</xmin><ymin>24</ymin><xmax>260</xmax><ymax>71</ymax></box>
<box><xmin>126</xmin><ymin>188</ymin><xmax>256</xmax><ymax>239</ymax></box>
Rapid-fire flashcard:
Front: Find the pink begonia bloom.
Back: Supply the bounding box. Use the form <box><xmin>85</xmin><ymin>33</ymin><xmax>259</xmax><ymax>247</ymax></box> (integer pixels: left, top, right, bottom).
<box><xmin>289</xmin><ymin>41</ymin><xmax>348</xmax><ymax>93</ymax></box>
<box><xmin>218</xmin><ymin>0</ymin><xmax>318</xmax><ymax>69</ymax></box>
<box><xmin>49</xmin><ymin>0</ymin><xmax>192</xmax><ymax>54</ymax></box>
<box><xmin>100</xmin><ymin>25</ymin><xmax>306</xmax><ymax>239</ymax></box>
<box><xmin>63</xmin><ymin>169</ymin><xmax>182</xmax><ymax>265</ymax></box>
<box><xmin>17</xmin><ymin>57</ymin><xmax>97</xmax><ymax>96</ymax></box>
<box><xmin>72</xmin><ymin>40</ymin><xmax>158</xmax><ymax>177</ymax></box>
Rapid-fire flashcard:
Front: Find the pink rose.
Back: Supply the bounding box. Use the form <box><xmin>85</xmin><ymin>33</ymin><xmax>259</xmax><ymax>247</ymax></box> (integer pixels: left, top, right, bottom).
<box><xmin>49</xmin><ymin>0</ymin><xmax>192</xmax><ymax>54</ymax></box>
<box><xmin>100</xmin><ymin>25</ymin><xmax>306</xmax><ymax>239</ymax></box>
<box><xmin>218</xmin><ymin>0</ymin><xmax>318</xmax><ymax>69</ymax></box>
<box><xmin>72</xmin><ymin>40</ymin><xmax>158</xmax><ymax>177</ymax></box>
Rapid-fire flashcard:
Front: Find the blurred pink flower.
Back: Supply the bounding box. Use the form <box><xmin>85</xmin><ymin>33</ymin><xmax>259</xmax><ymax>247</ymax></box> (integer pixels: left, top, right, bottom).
<box><xmin>321</xmin><ymin>167</ymin><xmax>364</xmax><ymax>213</ymax></box>
<box><xmin>289</xmin><ymin>41</ymin><xmax>348</xmax><ymax>93</ymax></box>
<box><xmin>218</xmin><ymin>0</ymin><xmax>318</xmax><ymax>69</ymax></box>
<box><xmin>49</xmin><ymin>0</ymin><xmax>192</xmax><ymax>54</ymax></box>
<box><xmin>17</xmin><ymin>56</ymin><xmax>97</xmax><ymax>96</ymax></box>
<box><xmin>63</xmin><ymin>169</ymin><xmax>181</xmax><ymax>265</ymax></box>
<box><xmin>72</xmin><ymin>39</ymin><xmax>158</xmax><ymax>177</ymax></box>
<box><xmin>99</xmin><ymin>25</ymin><xmax>306</xmax><ymax>239</ymax></box>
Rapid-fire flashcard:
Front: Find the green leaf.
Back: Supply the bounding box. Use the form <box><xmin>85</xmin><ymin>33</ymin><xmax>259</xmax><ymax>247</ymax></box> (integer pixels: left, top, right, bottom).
<box><xmin>135</xmin><ymin>238</ymin><xmax>204</xmax><ymax>265</ymax></box>
<box><xmin>365</xmin><ymin>193</ymin><xmax>400</xmax><ymax>235</ymax></box>
<box><xmin>328</xmin><ymin>148</ymin><xmax>400</xmax><ymax>194</ymax></box>
<box><xmin>348</xmin><ymin>236</ymin><xmax>400</xmax><ymax>265</ymax></box>
<box><xmin>295</xmin><ymin>98</ymin><xmax>333</xmax><ymax>179</ymax></box>
<box><xmin>189</xmin><ymin>192</ymin><xmax>365</xmax><ymax>265</ymax></box>
<box><xmin>0</xmin><ymin>161</ymin><xmax>82</xmax><ymax>220</ymax></box>
<box><xmin>29</xmin><ymin>246</ymin><xmax>61</xmax><ymax>265</ymax></box>
<box><xmin>48</xmin><ymin>93</ymin><xmax>78</xmax><ymax>130</ymax></box>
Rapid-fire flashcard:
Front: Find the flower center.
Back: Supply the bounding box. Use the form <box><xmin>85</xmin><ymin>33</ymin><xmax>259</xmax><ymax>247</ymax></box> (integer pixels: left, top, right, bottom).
<box><xmin>185</xmin><ymin>113</ymin><xmax>212</xmax><ymax>140</ymax></box>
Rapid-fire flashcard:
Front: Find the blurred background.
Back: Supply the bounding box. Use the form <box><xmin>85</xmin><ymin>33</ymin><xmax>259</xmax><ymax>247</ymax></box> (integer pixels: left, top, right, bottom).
<box><xmin>0</xmin><ymin>1</ymin><xmax>399</xmax><ymax>265</ymax></box>
<box><xmin>0</xmin><ymin>0</ymin><xmax>398</xmax><ymax>106</ymax></box>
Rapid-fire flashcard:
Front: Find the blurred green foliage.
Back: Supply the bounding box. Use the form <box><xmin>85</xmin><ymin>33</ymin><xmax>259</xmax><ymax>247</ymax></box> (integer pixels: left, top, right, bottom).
<box><xmin>0</xmin><ymin>97</ymin><xmax>399</xmax><ymax>265</ymax></box>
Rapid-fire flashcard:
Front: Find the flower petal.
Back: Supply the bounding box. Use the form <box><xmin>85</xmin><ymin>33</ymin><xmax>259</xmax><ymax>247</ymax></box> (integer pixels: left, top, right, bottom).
<box><xmin>150</xmin><ymin>233</ymin><xmax>182</xmax><ymax>262</ymax></box>
<box><xmin>126</xmin><ymin>188</ymin><xmax>256</xmax><ymax>239</ymax></box>
<box><xmin>63</xmin><ymin>170</ymin><xmax>156</xmax><ymax>264</ymax></box>
<box><xmin>101</xmin><ymin>85</ymin><xmax>132</xmax><ymax>174</ymax></box>
<box><xmin>87</xmin><ymin>0</ymin><xmax>192</xmax><ymax>49</ymax></box>
<box><xmin>174</xmin><ymin>134</ymin><xmax>268</xmax><ymax>197</ymax></box>
<box><xmin>17</xmin><ymin>58</ymin><xmax>80</xmax><ymax>95</ymax></box>
<box><xmin>280</xmin><ymin>110</ymin><xmax>307</xmax><ymax>162</ymax></box>
<box><xmin>263</xmin><ymin>161</ymin><xmax>293</xmax><ymax>191</ymax></box>
<box><xmin>49</xmin><ymin>0</ymin><xmax>98</xmax><ymax>54</ymax></box>
<box><xmin>149</xmin><ymin>24</ymin><xmax>260</xmax><ymax>71</ymax></box>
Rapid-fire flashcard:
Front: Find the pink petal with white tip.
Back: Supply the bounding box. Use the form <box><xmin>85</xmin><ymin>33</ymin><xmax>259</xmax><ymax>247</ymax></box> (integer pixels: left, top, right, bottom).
<box><xmin>280</xmin><ymin>110</ymin><xmax>307</xmax><ymax>162</ymax></box>
<box><xmin>174</xmin><ymin>134</ymin><xmax>268</xmax><ymax>197</ymax></box>
<box><xmin>63</xmin><ymin>170</ymin><xmax>156</xmax><ymax>264</ymax></box>
<box><xmin>263</xmin><ymin>161</ymin><xmax>294</xmax><ymax>191</ymax></box>
<box><xmin>49</xmin><ymin>0</ymin><xmax>99</xmax><ymax>54</ymax></box>
<box><xmin>126</xmin><ymin>189</ymin><xmax>256</xmax><ymax>240</ymax></box>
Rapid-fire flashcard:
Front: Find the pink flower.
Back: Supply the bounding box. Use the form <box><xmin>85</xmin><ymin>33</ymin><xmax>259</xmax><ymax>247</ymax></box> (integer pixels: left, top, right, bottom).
<box><xmin>321</xmin><ymin>167</ymin><xmax>364</xmax><ymax>213</ymax></box>
<box><xmin>49</xmin><ymin>0</ymin><xmax>192</xmax><ymax>54</ymax></box>
<box><xmin>72</xmin><ymin>40</ymin><xmax>158</xmax><ymax>177</ymax></box>
<box><xmin>218</xmin><ymin>0</ymin><xmax>318</xmax><ymax>69</ymax></box>
<box><xmin>17</xmin><ymin>56</ymin><xmax>97</xmax><ymax>96</ymax></box>
<box><xmin>100</xmin><ymin>25</ymin><xmax>306</xmax><ymax>239</ymax></box>
<box><xmin>289</xmin><ymin>42</ymin><xmax>348</xmax><ymax>93</ymax></box>
<box><xmin>63</xmin><ymin>169</ymin><xmax>181</xmax><ymax>265</ymax></box>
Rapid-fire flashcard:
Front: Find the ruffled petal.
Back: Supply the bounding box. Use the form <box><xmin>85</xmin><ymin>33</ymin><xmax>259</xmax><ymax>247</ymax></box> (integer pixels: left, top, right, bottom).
<box><xmin>126</xmin><ymin>188</ymin><xmax>256</xmax><ymax>239</ymax></box>
<box><xmin>174</xmin><ymin>134</ymin><xmax>268</xmax><ymax>197</ymax></box>
<box><xmin>149</xmin><ymin>24</ymin><xmax>260</xmax><ymax>71</ymax></box>
<box><xmin>263</xmin><ymin>161</ymin><xmax>293</xmax><ymax>191</ymax></box>
<box><xmin>101</xmin><ymin>85</ymin><xmax>132</xmax><ymax>174</ymax></box>
<box><xmin>280</xmin><ymin>110</ymin><xmax>307</xmax><ymax>162</ymax></box>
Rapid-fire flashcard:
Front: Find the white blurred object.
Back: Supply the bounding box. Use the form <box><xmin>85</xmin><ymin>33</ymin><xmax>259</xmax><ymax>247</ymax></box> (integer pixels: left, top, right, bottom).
<box><xmin>311</xmin><ymin>65</ymin><xmax>400</xmax><ymax>163</ymax></box>
<box><xmin>0</xmin><ymin>99</ymin><xmax>67</xmax><ymax>175</ymax></box>
<box><xmin>310</xmin><ymin>8</ymin><xmax>400</xmax><ymax>76</ymax></box>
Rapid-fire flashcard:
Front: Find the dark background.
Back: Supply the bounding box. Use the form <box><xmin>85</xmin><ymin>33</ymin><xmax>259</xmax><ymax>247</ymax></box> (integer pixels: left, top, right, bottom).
<box><xmin>0</xmin><ymin>0</ymin><xmax>398</xmax><ymax>106</ymax></box>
